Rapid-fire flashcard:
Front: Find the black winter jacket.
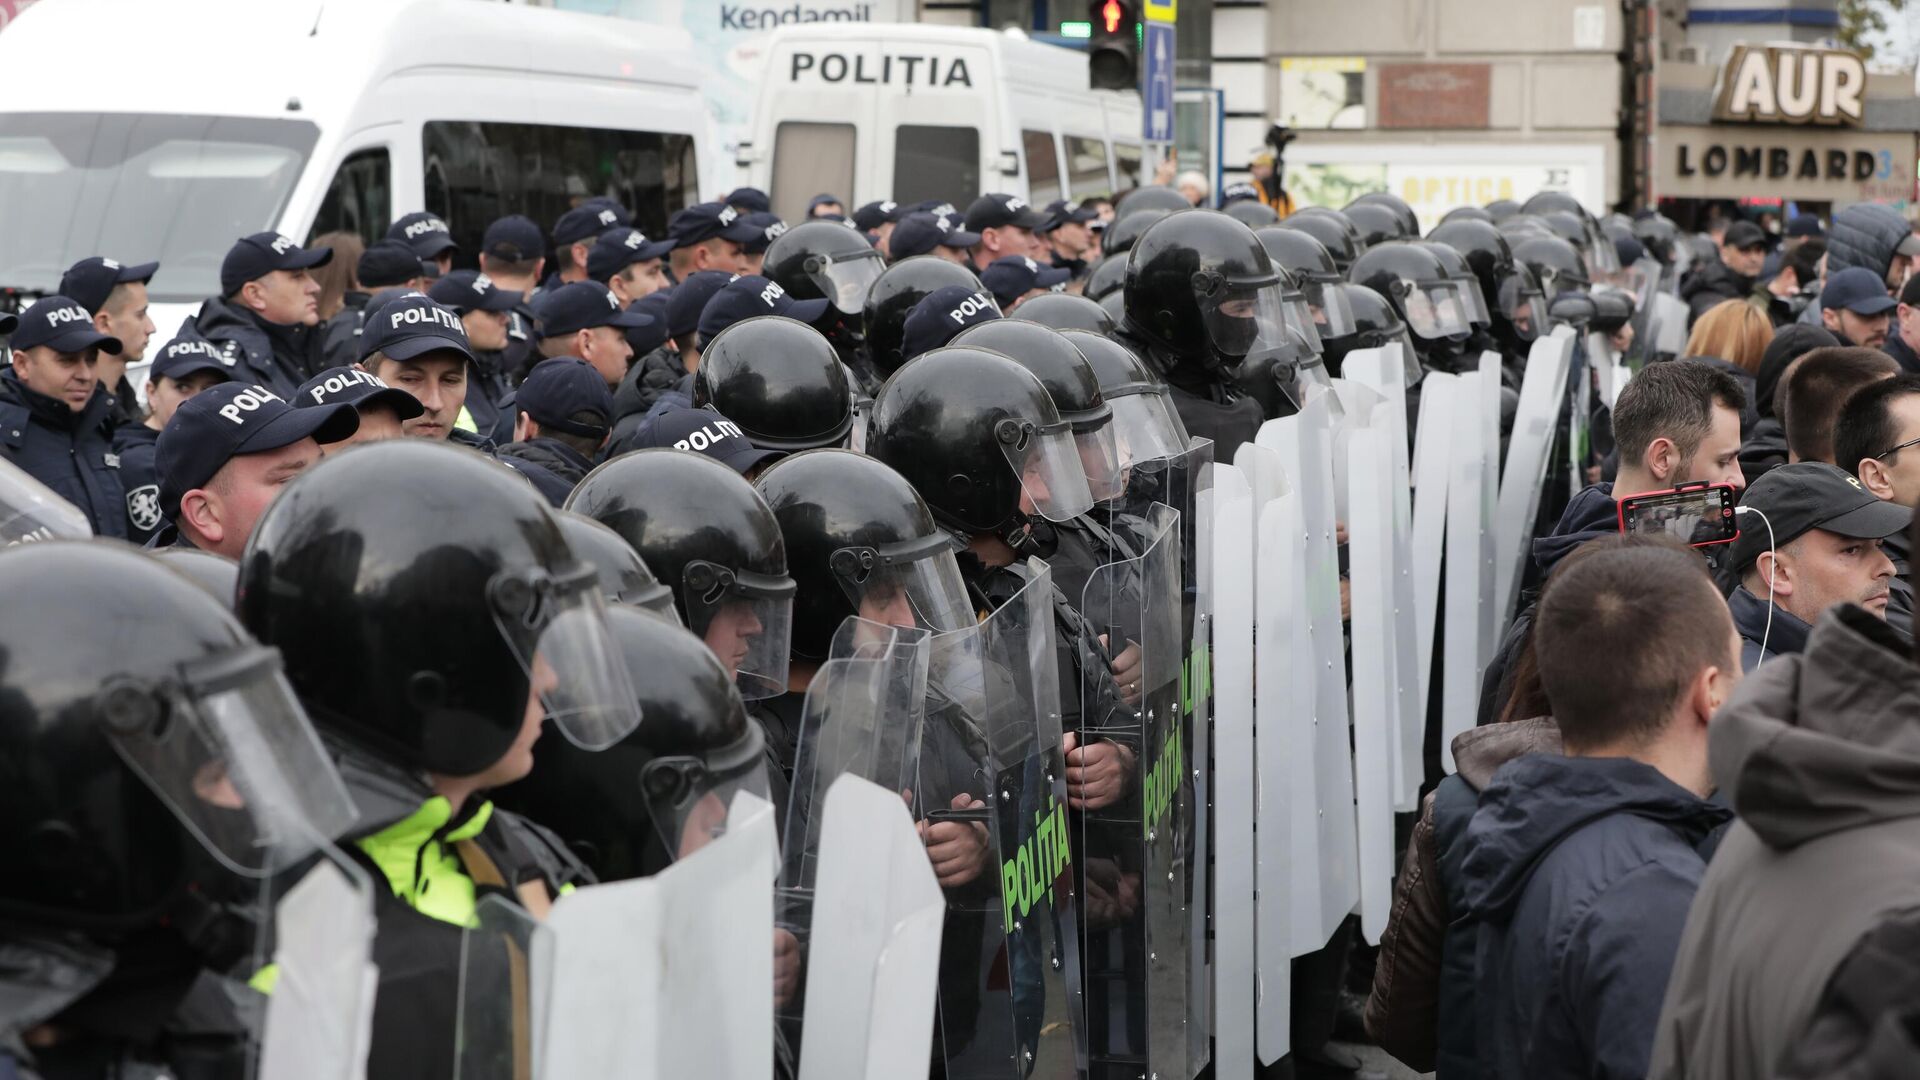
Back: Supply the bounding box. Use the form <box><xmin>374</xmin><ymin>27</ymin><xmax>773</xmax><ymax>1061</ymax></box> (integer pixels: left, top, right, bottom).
<box><xmin>187</xmin><ymin>298</ymin><xmax>317</xmax><ymax>397</ymax></box>
<box><xmin>109</xmin><ymin>422</ymin><xmax>164</xmax><ymax>544</ymax></box>
<box><xmin>1827</xmin><ymin>203</ymin><xmax>1913</xmax><ymax>281</ymax></box>
<box><xmin>0</xmin><ymin>372</ymin><xmax>127</xmax><ymax>539</ymax></box>
<box><xmin>1680</xmin><ymin>257</ymin><xmax>1757</xmax><ymax>324</ymax></box>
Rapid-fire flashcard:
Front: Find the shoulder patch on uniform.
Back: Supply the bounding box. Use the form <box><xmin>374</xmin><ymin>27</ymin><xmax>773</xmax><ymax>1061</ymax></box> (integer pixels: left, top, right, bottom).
<box><xmin>126</xmin><ymin>484</ymin><xmax>162</xmax><ymax>533</ymax></box>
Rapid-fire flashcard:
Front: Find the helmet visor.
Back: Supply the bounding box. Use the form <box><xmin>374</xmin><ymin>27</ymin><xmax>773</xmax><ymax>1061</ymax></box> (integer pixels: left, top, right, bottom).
<box><xmin>1452</xmin><ymin>271</ymin><xmax>1492</xmax><ymax>327</ymax></box>
<box><xmin>1602</xmin><ymin>257</ymin><xmax>1659</xmax><ymax>311</ymax></box>
<box><xmin>492</xmin><ymin>566</ymin><xmax>643</xmax><ymax>752</ymax></box>
<box><xmin>1075</xmin><ymin>417</ymin><xmax>1127</xmax><ymax>503</ymax></box>
<box><xmin>684</xmin><ymin>564</ymin><xmax>797</xmax><ymax>700</ymax></box>
<box><xmin>1400</xmin><ymin>279</ymin><xmax>1472</xmax><ymax>340</ymax></box>
<box><xmin>831</xmin><ymin>533</ymin><xmax>976</xmax><ymax>635</ymax></box>
<box><xmin>1499</xmin><ymin>267</ymin><xmax>1550</xmax><ymax>343</ymax></box>
<box><xmin>997</xmin><ymin>415</ymin><xmax>1096</xmax><ymax>523</ymax></box>
<box><xmin>105</xmin><ymin>646</ymin><xmax>358</xmax><ymax>877</ymax></box>
<box><xmin>1587</xmin><ymin>228</ymin><xmax>1621</xmax><ymax>274</ymax></box>
<box><xmin>638</xmin><ymin>733</ymin><xmax>773</xmax><ymax>864</ymax></box>
<box><xmin>816</xmin><ymin>251</ymin><xmax>887</xmax><ymax>315</ymax></box>
<box><xmin>1108</xmin><ymin>391</ymin><xmax>1189</xmax><ymax>473</ymax></box>
<box><xmin>1299</xmin><ymin>274</ymin><xmax>1357</xmax><ymax>339</ymax></box>
<box><xmin>1195</xmin><ymin>277</ymin><xmax>1294</xmax><ymax>362</ymax></box>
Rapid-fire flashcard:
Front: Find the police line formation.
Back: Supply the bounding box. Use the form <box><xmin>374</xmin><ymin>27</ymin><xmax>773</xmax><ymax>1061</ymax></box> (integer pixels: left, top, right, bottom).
<box><xmin>4</xmin><ymin>180</ymin><xmax>1920</xmax><ymax>1080</ymax></box>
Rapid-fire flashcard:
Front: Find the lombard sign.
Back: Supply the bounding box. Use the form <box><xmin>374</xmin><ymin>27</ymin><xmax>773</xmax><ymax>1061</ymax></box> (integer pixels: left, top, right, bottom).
<box><xmin>1711</xmin><ymin>44</ymin><xmax>1866</xmax><ymax>128</ymax></box>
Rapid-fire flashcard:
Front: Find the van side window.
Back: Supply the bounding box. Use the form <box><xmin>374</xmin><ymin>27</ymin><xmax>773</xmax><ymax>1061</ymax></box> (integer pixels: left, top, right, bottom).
<box><xmin>773</xmin><ymin>122</ymin><xmax>856</xmax><ymax>223</ymax></box>
<box><xmin>309</xmin><ymin>147</ymin><xmax>391</xmax><ymax>249</ymax></box>
<box><xmin>1023</xmin><ymin>130</ymin><xmax>1061</xmax><ymax>205</ymax></box>
<box><xmin>422</xmin><ymin>121</ymin><xmax>699</xmax><ymax>262</ymax></box>
<box><xmin>1113</xmin><ymin>142</ymin><xmax>1144</xmax><ymax>192</ymax></box>
<box><xmin>894</xmin><ymin>125</ymin><xmax>979</xmax><ymax>209</ymax></box>
<box><xmin>1065</xmin><ymin>136</ymin><xmax>1112</xmax><ymax>199</ymax></box>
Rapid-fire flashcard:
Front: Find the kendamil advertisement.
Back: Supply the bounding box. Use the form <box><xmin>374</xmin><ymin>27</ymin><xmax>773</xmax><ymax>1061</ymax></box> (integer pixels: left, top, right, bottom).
<box><xmin>557</xmin><ymin>0</ymin><xmax>909</xmax><ymax>161</ymax></box>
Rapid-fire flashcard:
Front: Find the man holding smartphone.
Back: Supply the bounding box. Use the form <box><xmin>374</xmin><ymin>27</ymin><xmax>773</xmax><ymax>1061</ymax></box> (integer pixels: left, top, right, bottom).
<box><xmin>1725</xmin><ymin>463</ymin><xmax>1911</xmax><ymax>670</ymax></box>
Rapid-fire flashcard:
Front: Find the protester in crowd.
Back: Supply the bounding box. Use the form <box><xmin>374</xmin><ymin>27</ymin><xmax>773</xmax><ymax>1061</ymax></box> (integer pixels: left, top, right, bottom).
<box><xmin>1726</xmin><ymin>462</ymin><xmax>1910</xmax><ymax>669</ymax></box>
<box><xmin>1881</xmin><ymin>273</ymin><xmax>1920</xmax><ymax>374</ymax></box>
<box><xmin>1682</xmin><ymin>220</ymin><xmax>1768</xmax><ymax>324</ymax></box>
<box><xmin>1780</xmin><ymin>346</ymin><xmax>1899</xmax><ymax>465</ymax></box>
<box><xmin>1835</xmin><ymin>373</ymin><xmax>1920</xmax><ymax>636</ymax></box>
<box><xmin>1820</xmin><ymin>266</ymin><xmax>1897</xmax><ymax>348</ymax></box>
<box><xmin>1763</xmin><ymin>236</ymin><xmax>1825</xmax><ymax>328</ymax></box>
<box><xmin>1175</xmin><ymin>170</ymin><xmax>1210</xmax><ymax>208</ymax></box>
<box><xmin>1651</xmin><ymin>512</ymin><xmax>1920</xmax><ymax>1080</ymax></box>
<box><xmin>1682</xmin><ymin>298</ymin><xmax>1772</xmax><ymax>435</ymax></box>
<box><xmin>1825</xmin><ymin>201</ymin><xmax>1920</xmax><ymax>297</ymax></box>
<box><xmin>1739</xmin><ymin>324</ymin><xmax>1840</xmax><ymax>483</ymax></box>
<box><xmin>1463</xmin><ymin>542</ymin><xmax>1739</xmax><ymax>1080</ymax></box>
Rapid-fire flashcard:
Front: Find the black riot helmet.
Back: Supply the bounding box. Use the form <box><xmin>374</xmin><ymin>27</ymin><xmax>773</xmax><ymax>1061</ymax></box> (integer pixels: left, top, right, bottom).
<box><xmin>1633</xmin><ymin>213</ymin><xmax>1680</xmax><ymax>267</ymax></box>
<box><xmin>150</xmin><ymin>548</ymin><xmax>238</xmax><ymax>605</ymax></box>
<box><xmin>951</xmin><ymin>319</ymin><xmax>1125</xmax><ymax>501</ymax></box>
<box><xmin>1420</xmin><ymin>241</ymin><xmax>1492</xmax><ymax>330</ymax></box>
<box><xmin>494</xmin><ymin>605</ymin><xmax>768</xmax><ymax>881</ymax></box>
<box><xmin>1278</xmin><ymin>208</ymin><xmax>1363</xmax><ymax>273</ymax></box>
<box><xmin>1114</xmin><ymin>185</ymin><xmax>1191</xmax><ymax>220</ymax></box>
<box><xmin>1523</xmin><ymin>193</ymin><xmax>1619</xmax><ymax>274</ymax></box>
<box><xmin>565</xmin><ymin>448</ymin><xmax>796</xmax><ymax>699</ymax></box>
<box><xmin>1233</xmin><ymin>324</ymin><xmax>1325</xmax><ymax>419</ymax></box>
<box><xmin>1512</xmin><ymin>233</ymin><xmax>1592</xmax><ymax>296</ymax></box>
<box><xmin>1439</xmin><ymin>205</ymin><xmax>1493</xmax><ymax>227</ymax></box>
<box><xmin>554</xmin><ymin>509</ymin><xmax>680</xmax><ymax>623</ymax></box>
<box><xmin>762</xmin><ymin>219</ymin><xmax>887</xmax><ymax>316</ymax></box>
<box><xmin>1223</xmin><ymin>200</ymin><xmax>1279</xmax><ymax>228</ymax></box>
<box><xmin>1342</xmin><ymin>201</ymin><xmax>1410</xmax><ymax>247</ymax></box>
<box><xmin>1008</xmin><ymin>291</ymin><xmax>1116</xmax><ymax>334</ymax></box>
<box><xmin>866</xmin><ymin>345</ymin><xmax>1095</xmax><ymax>538</ymax></box>
<box><xmin>1058</xmin><ymin>329</ymin><xmax>1191</xmax><ymax>468</ymax></box>
<box><xmin>1321</xmin><ymin>282</ymin><xmax>1418</xmax><ymax>380</ymax></box>
<box><xmin>861</xmin><ymin>255</ymin><xmax>983</xmax><ymax>378</ymax></box>
<box><xmin>1428</xmin><ymin>218</ymin><xmax>1550</xmax><ymax>345</ymax></box>
<box><xmin>1348</xmin><ymin>241</ymin><xmax>1474</xmax><ymax>343</ymax></box>
<box><xmin>1123</xmin><ymin>209</ymin><xmax>1323</xmax><ymax>376</ymax></box>
<box><xmin>0</xmin><ymin>543</ymin><xmax>355</xmax><ymax>933</ymax></box>
<box><xmin>1346</xmin><ymin>192</ymin><xmax>1421</xmax><ymax>238</ymax></box>
<box><xmin>1257</xmin><ymin>226</ymin><xmax>1359</xmax><ymax>339</ymax></box>
<box><xmin>1484</xmin><ymin>199</ymin><xmax>1521</xmax><ymax>222</ymax></box>
<box><xmin>693</xmin><ymin>315</ymin><xmax>853</xmax><ymax>451</ymax></box>
<box><xmin>1101</xmin><ymin>207</ymin><xmax>1174</xmax><ymax>257</ymax></box>
<box><xmin>1084</xmin><ymin>252</ymin><xmax>1128</xmax><ymax>300</ymax></box>
<box><xmin>240</xmin><ymin>441</ymin><xmax>640</xmax><ymax>777</ymax></box>
<box><xmin>755</xmin><ymin>449</ymin><xmax>974</xmax><ymax>661</ymax></box>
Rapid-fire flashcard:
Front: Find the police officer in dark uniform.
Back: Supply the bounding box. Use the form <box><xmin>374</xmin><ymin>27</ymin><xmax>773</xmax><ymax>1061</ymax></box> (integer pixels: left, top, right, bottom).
<box><xmin>187</xmin><ymin>232</ymin><xmax>334</xmax><ymax>395</ymax></box>
<box><xmin>552</xmin><ymin>508</ymin><xmax>681</xmax><ymax>621</ymax></box>
<box><xmin>1426</xmin><ymin>217</ymin><xmax>1550</xmax><ymax>368</ymax></box>
<box><xmin>0</xmin><ymin>296</ymin><xmax>128</xmax><ymax>537</ymax></box>
<box><xmin>475</xmin><ymin>214</ymin><xmax>546</xmax><ymax>382</ymax></box>
<box><xmin>899</xmin><ymin>285</ymin><xmax>1002</xmax><ymax>365</ymax></box>
<box><xmin>499</xmin><ymin>357</ymin><xmax>614</xmax><ymax>490</ymax></box>
<box><xmin>237</xmin><ymin>439</ymin><xmax>635</xmax><ymax>1080</ymax></box>
<box><xmin>386</xmin><ymin>211</ymin><xmax>458</xmax><ymax>277</ymax></box>
<box><xmin>427</xmin><ymin>269</ymin><xmax>524</xmax><ymax>443</ymax></box>
<box><xmin>762</xmin><ymin>219</ymin><xmax>888</xmax><ymax>386</ymax></box>
<box><xmin>861</xmin><ymin>256</ymin><xmax>986</xmax><ymax>380</ymax></box>
<box><xmin>1009</xmin><ymin>291</ymin><xmax>1116</xmax><ymax>334</ymax></box>
<box><xmin>112</xmin><ymin>337</ymin><xmax>232</xmax><ymax>543</ymax></box>
<box><xmin>693</xmin><ymin>315</ymin><xmax>855</xmax><ymax>452</ymax></box>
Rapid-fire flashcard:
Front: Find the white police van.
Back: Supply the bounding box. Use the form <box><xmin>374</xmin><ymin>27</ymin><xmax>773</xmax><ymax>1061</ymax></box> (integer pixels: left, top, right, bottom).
<box><xmin>736</xmin><ymin>24</ymin><xmax>1145</xmax><ymax>221</ymax></box>
<box><xmin>0</xmin><ymin>0</ymin><xmax>721</xmax><ymax>378</ymax></box>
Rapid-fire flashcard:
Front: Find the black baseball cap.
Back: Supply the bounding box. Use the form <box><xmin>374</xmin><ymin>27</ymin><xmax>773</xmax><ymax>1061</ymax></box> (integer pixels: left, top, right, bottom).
<box><xmin>295</xmin><ymin>365</ymin><xmax>425</xmax><ymax>421</ymax></box>
<box><xmin>483</xmin><ymin>215</ymin><xmax>546</xmax><ymax>262</ymax></box>
<box><xmin>626</xmin><ymin>290</ymin><xmax>675</xmax><ymax>357</ymax></box>
<box><xmin>902</xmin><ymin>286</ymin><xmax>1001</xmax><ymax>363</ymax></box>
<box><xmin>668</xmin><ymin>202</ymin><xmax>763</xmax><ymax>249</ymax></box>
<box><xmin>428</xmin><ymin>270</ymin><xmax>522</xmax><ymax>314</ymax></box>
<box><xmin>587</xmin><ymin>227</ymin><xmax>676</xmax><ymax>282</ymax></box>
<box><xmin>518</xmin><ymin>358</ymin><xmax>615</xmax><ymax>437</ymax></box>
<box><xmin>1821</xmin><ymin>267</ymin><xmax>1898</xmax><ymax>316</ymax></box>
<box><xmin>1219</xmin><ymin>182</ymin><xmax>1261</xmax><ymax>206</ymax></box>
<box><xmin>696</xmin><ymin>276</ymin><xmax>831</xmax><ymax>347</ymax></box>
<box><xmin>156</xmin><ymin>382</ymin><xmax>359</xmax><ymax>519</ymax></box>
<box><xmin>553</xmin><ymin>203</ymin><xmax>629</xmax><ymax>247</ymax></box>
<box><xmin>808</xmin><ymin>193</ymin><xmax>845</xmax><ymax>213</ymax></box>
<box><xmin>741</xmin><ymin>213</ymin><xmax>788</xmax><ymax>256</ymax></box>
<box><xmin>148</xmin><ymin>338</ymin><xmax>234</xmax><ymax>385</ymax></box>
<box><xmin>358</xmin><ymin>241</ymin><xmax>432</xmax><ymax>289</ymax></box>
<box><xmin>980</xmin><ymin>255</ymin><xmax>1071</xmax><ymax>308</ymax></box>
<box><xmin>1785</xmin><ymin>215</ymin><xmax>1825</xmax><ymax>239</ymax></box>
<box><xmin>1038</xmin><ymin>199</ymin><xmax>1099</xmax><ymax>233</ymax></box>
<box><xmin>58</xmin><ymin>256</ymin><xmax>159</xmax><ymax>314</ymax></box>
<box><xmin>387</xmin><ymin>212</ymin><xmax>458</xmax><ymax>259</ymax></box>
<box><xmin>1730</xmin><ymin>462</ymin><xmax>1913</xmax><ymax>571</ymax></box>
<box><xmin>853</xmin><ymin>200</ymin><xmax>902</xmax><ymax>232</ymax></box>
<box><xmin>9</xmin><ymin>296</ymin><xmax>122</xmax><ymax>354</ymax></box>
<box><xmin>725</xmin><ymin>187</ymin><xmax>772</xmax><ymax>214</ymax></box>
<box><xmin>665</xmin><ymin>271</ymin><xmax>738</xmax><ymax>339</ymax></box>
<box><xmin>964</xmin><ymin>193</ymin><xmax>1048</xmax><ymax>232</ymax></box>
<box><xmin>533</xmin><ymin>281</ymin><xmax>655</xmax><ymax>340</ymax></box>
<box><xmin>1723</xmin><ymin>220</ymin><xmax>1769</xmax><ymax>251</ymax></box>
<box><xmin>888</xmin><ymin>212</ymin><xmax>981</xmax><ymax>260</ymax></box>
<box><xmin>358</xmin><ymin>293</ymin><xmax>475</xmax><ymax>364</ymax></box>
<box><xmin>640</xmin><ymin>407</ymin><xmax>783</xmax><ymax>475</ymax></box>
<box><xmin>220</xmin><ymin>232</ymin><xmax>333</xmax><ymax>296</ymax></box>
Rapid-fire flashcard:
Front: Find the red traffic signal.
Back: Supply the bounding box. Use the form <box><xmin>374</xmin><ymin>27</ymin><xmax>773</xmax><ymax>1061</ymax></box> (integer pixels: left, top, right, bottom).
<box><xmin>1088</xmin><ymin>0</ymin><xmax>1138</xmax><ymax>91</ymax></box>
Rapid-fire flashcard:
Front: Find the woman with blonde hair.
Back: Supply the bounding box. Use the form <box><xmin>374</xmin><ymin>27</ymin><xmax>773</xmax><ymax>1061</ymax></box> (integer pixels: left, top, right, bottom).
<box><xmin>1677</xmin><ymin>297</ymin><xmax>1772</xmax><ymax>438</ymax></box>
<box><xmin>309</xmin><ymin>230</ymin><xmax>366</xmax><ymax>322</ymax></box>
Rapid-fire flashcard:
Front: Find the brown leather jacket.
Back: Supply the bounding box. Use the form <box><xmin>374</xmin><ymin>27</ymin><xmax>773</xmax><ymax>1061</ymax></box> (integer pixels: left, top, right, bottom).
<box><xmin>1363</xmin><ymin>717</ymin><xmax>1562</xmax><ymax>1072</ymax></box>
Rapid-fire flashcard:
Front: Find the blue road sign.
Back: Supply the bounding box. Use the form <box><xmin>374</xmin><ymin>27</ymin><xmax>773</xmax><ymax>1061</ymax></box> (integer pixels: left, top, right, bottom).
<box><xmin>1143</xmin><ymin>21</ymin><xmax>1175</xmax><ymax>143</ymax></box>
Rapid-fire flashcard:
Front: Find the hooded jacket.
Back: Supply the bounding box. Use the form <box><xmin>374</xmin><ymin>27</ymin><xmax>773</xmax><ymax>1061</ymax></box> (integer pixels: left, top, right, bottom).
<box><xmin>1365</xmin><ymin>717</ymin><xmax>1563</xmax><ymax>1077</ymax></box>
<box><xmin>1728</xmin><ymin>583</ymin><xmax>1813</xmax><ymax>671</ymax></box>
<box><xmin>1736</xmin><ymin>416</ymin><xmax>1789</xmax><ymax>486</ymax></box>
<box><xmin>187</xmin><ymin>298</ymin><xmax>318</xmax><ymax>398</ymax></box>
<box><xmin>1650</xmin><ymin>605</ymin><xmax>1920</xmax><ymax>1080</ymax></box>
<box><xmin>1462</xmin><ymin>754</ymin><xmax>1730</xmax><ymax>1080</ymax></box>
<box><xmin>1680</xmin><ymin>256</ymin><xmax>1758</xmax><ymax>324</ymax></box>
<box><xmin>1827</xmin><ymin>203</ymin><xmax>1912</xmax><ymax>282</ymax></box>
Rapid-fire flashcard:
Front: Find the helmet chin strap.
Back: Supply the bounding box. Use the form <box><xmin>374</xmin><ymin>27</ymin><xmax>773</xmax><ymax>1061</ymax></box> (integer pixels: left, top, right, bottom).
<box><xmin>1003</xmin><ymin>513</ymin><xmax>1059</xmax><ymax>560</ymax></box>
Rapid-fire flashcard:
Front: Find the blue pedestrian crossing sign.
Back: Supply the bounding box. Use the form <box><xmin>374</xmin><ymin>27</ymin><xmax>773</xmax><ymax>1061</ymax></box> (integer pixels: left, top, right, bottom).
<box><xmin>1143</xmin><ymin>21</ymin><xmax>1175</xmax><ymax>143</ymax></box>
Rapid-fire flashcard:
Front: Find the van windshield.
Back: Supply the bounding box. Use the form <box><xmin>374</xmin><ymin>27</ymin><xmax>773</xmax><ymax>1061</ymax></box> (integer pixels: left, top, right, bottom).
<box><xmin>0</xmin><ymin>113</ymin><xmax>318</xmax><ymax>303</ymax></box>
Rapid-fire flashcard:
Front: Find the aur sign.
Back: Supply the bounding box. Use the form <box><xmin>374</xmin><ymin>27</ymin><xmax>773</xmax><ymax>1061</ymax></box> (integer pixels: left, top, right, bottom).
<box><xmin>1712</xmin><ymin>45</ymin><xmax>1866</xmax><ymax>127</ymax></box>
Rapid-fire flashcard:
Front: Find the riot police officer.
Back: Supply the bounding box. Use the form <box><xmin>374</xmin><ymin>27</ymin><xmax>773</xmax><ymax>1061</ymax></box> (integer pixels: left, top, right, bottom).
<box><xmin>694</xmin><ymin>315</ymin><xmax>855</xmax><ymax>452</ymax></box>
<box><xmin>1278</xmin><ymin>207</ymin><xmax>1365</xmax><ymax>274</ymax></box>
<box><xmin>762</xmin><ymin>219</ymin><xmax>888</xmax><ymax>386</ymax></box>
<box><xmin>553</xmin><ymin>508</ymin><xmax>681</xmax><ymax>621</ymax></box>
<box><xmin>1426</xmin><ymin>217</ymin><xmax>1551</xmax><ymax>366</ymax></box>
<box><xmin>1348</xmin><ymin>241</ymin><xmax>1474</xmax><ymax>378</ymax></box>
<box><xmin>861</xmin><ymin>255</ymin><xmax>987</xmax><ymax>380</ymax></box>
<box><xmin>1009</xmin><ymin>291</ymin><xmax>1115</xmax><ymax>334</ymax></box>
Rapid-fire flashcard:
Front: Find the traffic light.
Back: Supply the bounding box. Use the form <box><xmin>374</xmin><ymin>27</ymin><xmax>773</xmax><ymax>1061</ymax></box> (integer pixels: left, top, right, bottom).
<box><xmin>1088</xmin><ymin>0</ymin><xmax>1138</xmax><ymax>91</ymax></box>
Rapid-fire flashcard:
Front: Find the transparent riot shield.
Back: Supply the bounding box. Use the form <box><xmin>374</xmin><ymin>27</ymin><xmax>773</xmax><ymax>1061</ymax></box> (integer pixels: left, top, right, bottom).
<box><xmin>1345</xmin><ymin>407</ymin><xmax>1402</xmax><ymax>944</ymax></box>
<box><xmin>1410</xmin><ymin>372</ymin><xmax>1455</xmax><ymax>719</ymax></box>
<box><xmin>1071</xmin><ymin>504</ymin><xmax>1187</xmax><ymax>1080</ymax></box>
<box><xmin>455</xmin><ymin>894</ymin><xmax>552</xmax><ymax>1080</ymax></box>
<box><xmin>1493</xmin><ymin>327</ymin><xmax>1576</xmax><ymax>633</ymax></box>
<box><xmin>1441</xmin><ymin>371</ymin><xmax>1500</xmax><ymax>773</ymax></box>
<box><xmin>1650</xmin><ymin>292</ymin><xmax>1690</xmax><ymax>361</ymax></box>
<box><xmin>1241</xmin><ymin>445</ymin><xmax>1293</xmax><ymax>1065</ymax></box>
<box><xmin>0</xmin><ymin>457</ymin><xmax>91</xmax><ymax>544</ymax></box>
<box><xmin>257</xmin><ymin>857</ymin><xmax>378</xmax><ymax>1080</ymax></box>
<box><xmin>1210</xmin><ymin>463</ymin><xmax>1256</xmax><ymax>1078</ymax></box>
<box><xmin>797</xmin><ymin>775</ymin><xmax>945</xmax><ymax>1080</ymax></box>
<box><xmin>779</xmin><ymin>620</ymin><xmax>932</xmax><ymax>1070</ymax></box>
<box><xmin>928</xmin><ymin>560</ymin><xmax>1088</xmax><ymax>1080</ymax></box>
